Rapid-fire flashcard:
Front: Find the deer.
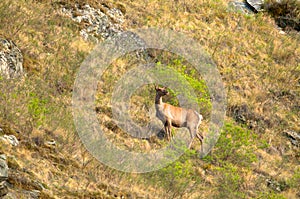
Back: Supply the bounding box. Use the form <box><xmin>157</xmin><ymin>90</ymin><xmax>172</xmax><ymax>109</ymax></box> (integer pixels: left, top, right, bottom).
<box><xmin>154</xmin><ymin>85</ymin><xmax>204</xmax><ymax>148</ymax></box>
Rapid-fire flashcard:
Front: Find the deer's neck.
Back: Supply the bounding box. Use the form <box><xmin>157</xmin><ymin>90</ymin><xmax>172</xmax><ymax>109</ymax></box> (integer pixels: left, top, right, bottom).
<box><xmin>155</xmin><ymin>95</ymin><xmax>163</xmax><ymax>105</ymax></box>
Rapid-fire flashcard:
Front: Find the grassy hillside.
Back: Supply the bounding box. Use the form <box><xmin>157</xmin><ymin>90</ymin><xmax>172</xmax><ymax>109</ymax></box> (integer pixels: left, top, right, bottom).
<box><xmin>0</xmin><ymin>0</ymin><xmax>299</xmax><ymax>198</ymax></box>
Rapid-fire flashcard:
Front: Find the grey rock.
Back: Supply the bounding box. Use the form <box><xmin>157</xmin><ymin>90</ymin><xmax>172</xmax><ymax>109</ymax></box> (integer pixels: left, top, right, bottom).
<box><xmin>285</xmin><ymin>130</ymin><xmax>300</xmax><ymax>147</ymax></box>
<box><xmin>0</xmin><ymin>154</ymin><xmax>8</xmax><ymax>181</ymax></box>
<box><xmin>0</xmin><ymin>38</ymin><xmax>24</xmax><ymax>78</ymax></box>
<box><xmin>2</xmin><ymin>192</ymin><xmax>17</xmax><ymax>199</ymax></box>
<box><xmin>266</xmin><ymin>178</ymin><xmax>288</xmax><ymax>192</ymax></box>
<box><xmin>80</xmin><ymin>29</ymin><xmax>89</xmax><ymax>40</ymax></box>
<box><xmin>23</xmin><ymin>190</ymin><xmax>41</xmax><ymax>199</ymax></box>
<box><xmin>0</xmin><ymin>181</ymin><xmax>8</xmax><ymax>197</ymax></box>
<box><xmin>45</xmin><ymin>140</ymin><xmax>56</xmax><ymax>148</ymax></box>
<box><xmin>2</xmin><ymin>135</ymin><xmax>19</xmax><ymax>146</ymax></box>
<box><xmin>0</xmin><ymin>154</ymin><xmax>6</xmax><ymax>161</ymax></box>
<box><xmin>60</xmin><ymin>4</ymin><xmax>124</xmax><ymax>42</ymax></box>
<box><xmin>33</xmin><ymin>181</ymin><xmax>46</xmax><ymax>190</ymax></box>
<box><xmin>246</xmin><ymin>0</ymin><xmax>265</xmax><ymax>12</ymax></box>
<box><xmin>46</xmin><ymin>140</ymin><xmax>56</xmax><ymax>145</ymax></box>
<box><xmin>0</xmin><ymin>154</ymin><xmax>8</xmax><ymax>197</ymax></box>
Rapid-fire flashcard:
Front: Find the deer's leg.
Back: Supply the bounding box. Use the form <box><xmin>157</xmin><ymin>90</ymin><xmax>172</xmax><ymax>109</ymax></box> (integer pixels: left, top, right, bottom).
<box><xmin>187</xmin><ymin>126</ymin><xmax>196</xmax><ymax>148</ymax></box>
<box><xmin>197</xmin><ymin>132</ymin><xmax>204</xmax><ymax>158</ymax></box>
<box><xmin>196</xmin><ymin>132</ymin><xmax>203</xmax><ymax>144</ymax></box>
<box><xmin>168</xmin><ymin>124</ymin><xmax>172</xmax><ymax>141</ymax></box>
<box><xmin>194</xmin><ymin>116</ymin><xmax>203</xmax><ymax>144</ymax></box>
<box><xmin>164</xmin><ymin>123</ymin><xmax>168</xmax><ymax>140</ymax></box>
<box><xmin>165</xmin><ymin>120</ymin><xmax>172</xmax><ymax>141</ymax></box>
<box><xmin>194</xmin><ymin>124</ymin><xmax>203</xmax><ymax>145</ymax></box>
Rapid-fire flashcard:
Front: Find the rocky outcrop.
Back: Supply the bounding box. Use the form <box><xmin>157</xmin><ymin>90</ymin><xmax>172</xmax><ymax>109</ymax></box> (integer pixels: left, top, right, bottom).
<box><xmin>228</xmin><ymin>1</ymin><xmax>255</xmax><ymax>14</ymax></box>
<box><xmin>0</xmin><ymin>154</ymin><xmax>8</xmax><ymax>197</ymax></box>
<box><xmin>246</xmin><ymin>0</ymin><xmax>264</xmax><ymax>12</ymax></box>
<box><xmin>228</xmin><ymin>0</ymin><xmax>264</xmax><ymax>14</ymax></box>
<box><xmin>60</xmin><ymin>4</ymin><xmax>124</xmax><ymax>42</ymax></box>
<box><xmin>229</xmin><ymin>0</ymin><xmax>300</xmax><ymax>32</ymax></box>
<box><xmin>0</xmin><ymin>38</ymin><xmax>24</xmax><ymax>79</ymax></box>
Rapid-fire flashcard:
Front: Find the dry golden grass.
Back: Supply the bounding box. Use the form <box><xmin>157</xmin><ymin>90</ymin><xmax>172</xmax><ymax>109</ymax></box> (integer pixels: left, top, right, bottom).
<box><xmin>0</xmin><ymin>0</ymin><xmax>299</xmax><ymax>198</ymax></box>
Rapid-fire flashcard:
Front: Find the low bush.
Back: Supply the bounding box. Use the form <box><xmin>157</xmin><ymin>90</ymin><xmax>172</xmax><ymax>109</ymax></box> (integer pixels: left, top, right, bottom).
<box><xmin>264</xmin><ymin>0</ymin><xmax>300</xmax><ymax>31</ymax></box>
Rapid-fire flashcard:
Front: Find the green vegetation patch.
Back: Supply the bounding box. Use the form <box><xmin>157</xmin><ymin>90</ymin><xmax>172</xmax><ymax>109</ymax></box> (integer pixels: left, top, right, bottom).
<box><xmin>203</xmin><ymin>122</ymin><xmax>259</xmax><ymax>167</ymax></box>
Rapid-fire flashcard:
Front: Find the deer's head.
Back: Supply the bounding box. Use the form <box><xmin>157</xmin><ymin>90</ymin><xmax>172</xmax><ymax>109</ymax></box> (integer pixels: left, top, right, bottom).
<box><xmin>155</xmin><ymin>85</ymin><xmax>169</xmax><ymax>96</ymax></box>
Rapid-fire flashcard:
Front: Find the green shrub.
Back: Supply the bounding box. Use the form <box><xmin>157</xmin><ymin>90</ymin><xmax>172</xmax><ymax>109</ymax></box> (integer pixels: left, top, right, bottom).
<box><xmin>144</xmin><ymin>149</ymin><xmax>201</xmax><ymax>198</ymax></box>
<box><xmin>28</xmin><ymin>92</ymin><xmax>49</xmax><ymax>128</ymax></box>
<box><xmin>203</xmin><ymin>122</ymin><xmax>258</xmax><ymax>167</ymax></box>
<box><xmin>287</xmin><ymin>167</ymin><xmax>300</xmax><ymax>188</ymax></box>
<box><xmin>215</xmin><ymin>163</ymin><xmax>246</xmax><ymax>199</ymax></box>
<box><xmin>256</xmin><ymin>192</ymin><xmax>287</xmax><ymax>199</ymax></box>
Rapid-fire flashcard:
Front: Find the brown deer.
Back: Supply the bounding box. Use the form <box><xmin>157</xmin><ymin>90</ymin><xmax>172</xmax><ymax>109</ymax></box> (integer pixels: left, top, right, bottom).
<box><xmin>154</xmin><ymin>85</ymin><xmax>203</xmax><ymax>147</ymax></box>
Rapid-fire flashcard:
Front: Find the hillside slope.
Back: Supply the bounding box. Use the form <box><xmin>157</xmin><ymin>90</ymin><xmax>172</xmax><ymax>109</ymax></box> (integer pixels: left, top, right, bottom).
<box><xmin>0</xmin><ymin>0</ymin><xmax>299</xmax><ymax>198</ymax></box>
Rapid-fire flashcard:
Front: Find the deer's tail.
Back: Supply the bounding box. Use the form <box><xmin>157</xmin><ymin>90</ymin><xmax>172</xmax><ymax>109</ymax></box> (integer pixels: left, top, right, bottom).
<box><xmin>194</xmin><ymin>111</ymin><xmax>203</xmax><ymax>128</ymax></box>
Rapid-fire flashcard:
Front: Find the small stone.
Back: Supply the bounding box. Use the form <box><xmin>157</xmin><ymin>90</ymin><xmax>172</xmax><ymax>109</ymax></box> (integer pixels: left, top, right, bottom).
<box><xmin>43</xmin><ymin>140</ymin><xmax>58</xmax><ymax>150</ymax></box>
<box><xmin>0</xmin><ymin>181</ymin><xmax>8</xmax><ymax>197</ymax></box>
<box><xmin>0</xmin><ymin>155</ymin><xmax>6</xmax><ymax>161</ymax></box>
<box><xmin>266</xmin><ymin>178</ymin><xmax>288</xmax><ymax>192</ymax></box>
<box><xmin>284</xmin><ymin>130</ymin><xmax>300</xmax><ymax>147</ymax></box>
<box><xmin>45</xmin><ymin>140</ymin><xmax>56</xmax><ymax>146</ymax></box>
<box><xmin>2</xmin><ymin>135</ymin><xmax>19</xmax><ymax>146</ymax></box>
<box><xmin>83</xmin><ymin>4</ymin><xmax>91</xmax><ymax>10</ymax></box>
<box><xmin>279</xmin><ymin>30</ymin><xmax>286</xmax><ymax>35</ymax></box>
<box><xmin>24</xmin><ymin>190</ymin><xmax>41</xmax><ymax>199</ymax></box>
<box><xmin>35</xmin><ymin>182</ymin><xmax>46</xmax><ymax>190</ymax></box>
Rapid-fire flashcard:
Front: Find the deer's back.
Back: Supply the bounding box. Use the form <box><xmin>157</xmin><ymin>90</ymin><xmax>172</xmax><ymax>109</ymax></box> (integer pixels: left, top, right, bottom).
<box><xmin>156</xmin><ymin>102</ymin><xmax>201</xmax><ymax>127</ymax></box>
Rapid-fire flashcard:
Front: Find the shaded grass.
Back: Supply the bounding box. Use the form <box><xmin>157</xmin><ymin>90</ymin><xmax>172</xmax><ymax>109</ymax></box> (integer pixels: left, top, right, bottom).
<box><xmin>264</xmin><ymin>0</ymin><xmax>300</xmax><ymax>31</ymax></box>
